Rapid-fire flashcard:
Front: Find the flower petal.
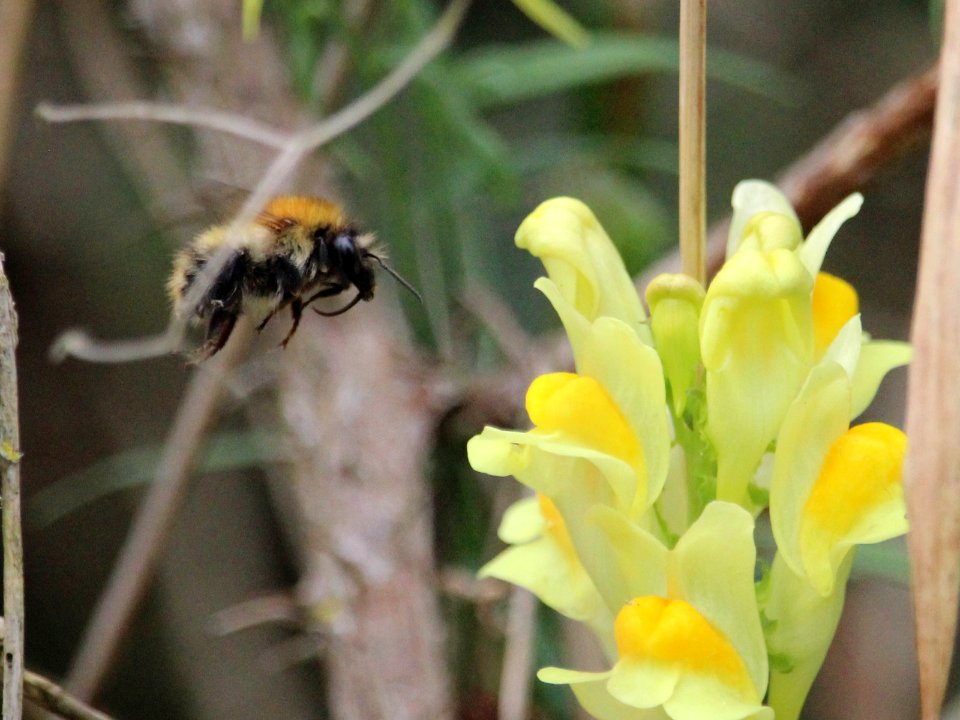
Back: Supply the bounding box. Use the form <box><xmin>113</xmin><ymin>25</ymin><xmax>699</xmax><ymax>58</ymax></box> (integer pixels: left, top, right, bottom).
<box><xmin>479</xmin><ymin>536</ymin><xmax>608</xmax><ymax>627</ymax></box>
<box><xmin>516</xmin><ymin>197</ymin><xmax>648</xmax><ymax>335</ymax></box>
<box><xmin>670</xmin><ymin>502</ymin><xmax>768</xmax><ymax>699</ymax></box>
<box><xmin>588</xmin><ymin>505</ymin><xmax>669</xmax><ymax>609</ymax></box>
<box><xmin>769</xmin><ymin>362</ymin><xmax>852</xmax><ymax>584</ymax></box>
<box><xmin>571</xmin><ymin>678</ymin><xmax>670</xmax><ymax>720</ymax></box>
<box><xmin>727</xmin><ymin>181</ymin><xmax>800</xmax><ymax>259</ymax></box>
<box><xmin>700</xmin><ymin>244</ymin><xmax>814</xmax><ymax>506</ymax></box>
<box><xmin>496</xmin><ymin>495</ymin><xmax>543</xmax><ymax>544</ymax></box>
<box><xmin>850</xmin><ymin>340</ymin><xmax>912</xmax><ymax>419</ymax></box>
<box><xmin>798</xmin><ymin>422</ymin><xmax>907</xmax><ymax>594</ymax></box>
<box><xmin>607</xmin><ymin>657</ymin><xmax>679</xmax><ymax>710</ymax></box>
<box><xmin>798</xmin><ymin>193</ymin><xmax>864</xmax><ymax>277</ymax></box>
<box><xmin>812</xmin><ymin>273</ymin><xmax>859</xmax><ymax>356</ymax></box>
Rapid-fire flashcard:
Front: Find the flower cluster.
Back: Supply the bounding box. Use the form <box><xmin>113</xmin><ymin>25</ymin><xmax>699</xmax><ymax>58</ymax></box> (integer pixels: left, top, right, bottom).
<box><xmin>468</xmin><ymin>181</ymin><xmax>911</xmax><ymax>720</ymax></box>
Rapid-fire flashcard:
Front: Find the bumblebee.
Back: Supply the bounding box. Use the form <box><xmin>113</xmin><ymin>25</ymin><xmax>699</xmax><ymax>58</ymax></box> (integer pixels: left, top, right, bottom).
<box><xmin>168</xmin><ymin>196</ymin><xmax>418</xmax><ymax>359</ymax></box>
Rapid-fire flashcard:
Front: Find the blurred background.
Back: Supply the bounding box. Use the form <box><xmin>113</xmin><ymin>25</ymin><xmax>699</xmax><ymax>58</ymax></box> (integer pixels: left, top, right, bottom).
<box><xmin>0</xmin><ymin>0</ymin><xmax>938</xmax><ymax>718</ymax></box>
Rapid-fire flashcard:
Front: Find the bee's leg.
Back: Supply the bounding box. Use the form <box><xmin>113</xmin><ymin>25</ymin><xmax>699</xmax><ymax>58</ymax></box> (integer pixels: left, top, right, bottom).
<box><xmin>301</xmin><ymin>283</ymin><xmax>350</xmax><ymax>308</ymax></box>
<box><xmin>197</xmin><ymin>307</ymin><xmax>238</xmax><ymax>359</ymax></box>
<box><xmin>256</xmin><ymin>308</ymin><xmax>278</xmax><ymax>332</ymax></box>
<box><xmin>279</xmin><ymin>297</ymin><xmax>304</xmax><ymax>348</ymax></box>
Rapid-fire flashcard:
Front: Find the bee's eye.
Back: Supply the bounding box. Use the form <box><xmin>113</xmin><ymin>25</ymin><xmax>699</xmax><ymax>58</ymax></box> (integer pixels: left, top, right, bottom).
<box><xmin>332</xmin><ymin>233</ymin><xmax>354</xmax><ymax>254</ymax></box>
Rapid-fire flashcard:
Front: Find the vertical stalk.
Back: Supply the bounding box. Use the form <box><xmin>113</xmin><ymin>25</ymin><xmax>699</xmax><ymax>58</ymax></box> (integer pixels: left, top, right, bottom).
<box><xmin>679</xmin><ymin>0</ymin><xmax>706</xmax><ymax>284</ymax></box>
<box><xmin>0</xmin><ymin>253</ymin><xmax>23</xmax><ymax>720</ymax></box>
<box><xmin>905</xmin><ymin>0</ymin><xmax>960</xmax><ymax>717</ymax></box>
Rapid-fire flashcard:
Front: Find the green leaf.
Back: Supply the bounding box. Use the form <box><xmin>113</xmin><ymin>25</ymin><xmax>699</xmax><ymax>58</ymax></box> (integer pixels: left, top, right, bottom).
<box><xmin>454</xmin><ymin>33</ymin><xmax>802</xmax><ymax>109</ymax></box>
<box><xmin>28</xmin><ymin>430</ymin><xmax>285</xmax><ymax>528</ymax></box>
<box><xmin>511</xmin><ymin>0</ymin><xmax>589</xmax><ymax>47</ymax></box>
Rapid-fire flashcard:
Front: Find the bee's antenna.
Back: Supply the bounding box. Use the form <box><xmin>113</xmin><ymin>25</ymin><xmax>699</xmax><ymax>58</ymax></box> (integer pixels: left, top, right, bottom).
<box><xmin>367</xmin><ymin>253</ymin><xmax>423</xmax><ymax>304</ymax></box>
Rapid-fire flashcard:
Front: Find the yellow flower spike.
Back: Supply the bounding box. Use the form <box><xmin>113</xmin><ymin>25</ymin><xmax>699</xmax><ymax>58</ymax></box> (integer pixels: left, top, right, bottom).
<box><xmin>516</xmin><ymin>197</ymin><xmax>650</xmax><ymax>341</ymax></box>
<box><xmin>646</xmin><ymin>274</ymin><xmax>705</xmax><ymax>416</ymax></box>
<box><xmin>812</xmin><ymin>272</ymin><xmax>859</xmax><ymax>355</ymax></box>
<box><xmin>540</xmin><ymin>503</ymin><xmax>771</xmax><ymax>720</ymax></box>
<box><xmin>700</xmin><ymin>233</ymin><xmax>814</xmax><ymax>507</ymax></box>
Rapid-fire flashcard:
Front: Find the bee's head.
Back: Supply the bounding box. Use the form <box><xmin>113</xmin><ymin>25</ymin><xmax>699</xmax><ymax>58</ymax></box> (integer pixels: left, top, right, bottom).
<box><xmin>328</xmin><ymin>231</ymin><xmax>375</xmax><ymax>299</ymax></box>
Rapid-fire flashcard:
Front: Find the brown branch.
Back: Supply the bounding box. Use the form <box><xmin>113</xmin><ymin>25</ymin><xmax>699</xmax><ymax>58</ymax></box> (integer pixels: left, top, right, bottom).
<box><xmin>905</xmin><ymin>23</ymin><xmax>960</xmax><ymax>720</ymax></box>
<box><xmin>276</xmin><ymin>305</ymin><xmax>453</xmax><ymax>720</ymax></box>
<box><xmin>0</xmin><ymin>254</ymin><xmax>24</xmax><ymax>720</ymax></box>
<box><xmin>23</xmin><ymin>670</ymin><xmax>115</xmax><ymax>720</ymax></box>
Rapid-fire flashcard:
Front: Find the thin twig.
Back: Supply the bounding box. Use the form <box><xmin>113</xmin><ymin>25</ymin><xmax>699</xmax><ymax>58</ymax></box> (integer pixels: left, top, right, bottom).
<box><xmin>63</xmin><ymin>322</ymin><xmax>252</xmax><ymax>700</ymax></box>
<box><xmin>497</xmin><ymin>587</ymin><xmax>537</xmax><ymax>720</ymax></box>
<box><xmin>23</xmin><ymin>670</ymin><xmax>115</xmax><ymax>720</ymax></box>
<box><xmin>905</xmin><ymin>28</ymin><xmax>960</xmax><ymax>720</ymax></box>
<box><xmin>45</xmin><ymin>0</ymin><xmax>471</xmax><ymax>365</ymax></box>
<box><xmin>36</xmin><ymin>100</ymin><xmax>290</xmax><ymax>148</ymax></box>
<box><xmin>0</xmin><ymin>254</ymin><xmax>24</xmax><ymax>720</ymax></box>
<box><xmin>678</xmin><ymin>0</ymin><xmax>706</xmax><ymax>283</ymax></box>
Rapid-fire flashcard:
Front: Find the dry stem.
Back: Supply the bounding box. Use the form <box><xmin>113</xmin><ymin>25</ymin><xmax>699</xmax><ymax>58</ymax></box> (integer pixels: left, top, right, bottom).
<box><xmin>905</xmin><ymin>23</ymin><xmax>960</xmax><ymax>720</ymax></box>
<box><xmin>23</xmin><ymin>670</ymin><xmax>115</xmax><ymax>720</ymax></box>
<box><xmin>0</xmin><ymin>254</ymin><xmax>24</xmax><ymax>720</ymax></box>
<box><xmin>678</xmin><ymin>0</ymin><xmax>707</xmax><ymax>283</ymax></box>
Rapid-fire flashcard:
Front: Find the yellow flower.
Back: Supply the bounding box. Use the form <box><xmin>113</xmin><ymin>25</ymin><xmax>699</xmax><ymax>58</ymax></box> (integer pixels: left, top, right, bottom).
<box><xmin>700</xmin><ymin>181</ymin><xmax>865</xmax><ymax>508</ymax></box>
<box><xmin>538</xmin><ymin>503</ymin><xmax>771</xmax><ymax>720</ymax></box>
<box><xmin>480</xmin><ymin>494</ymin><xmax>613</xmax><ymax>646</ymax></box>
<box><xmin>468</xmin><ymin>290</ymin><xmax>671</xmax><ymax>520</ymax></box>
<box><xmin>516</xmin><ymin>197</ymin><xmax>650</xmax><ymax>343</ymax></box>
<box><xmin>769</xmin><ymin>360</ymin><xmax>908</xmax><ymax>597</ymax></box>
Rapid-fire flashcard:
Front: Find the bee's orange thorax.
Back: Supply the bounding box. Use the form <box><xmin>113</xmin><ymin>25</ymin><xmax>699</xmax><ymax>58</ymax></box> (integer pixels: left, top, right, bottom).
<box><xmin>257</xmin><ymin>196</ymin><xmax>348</xmax><ymax>233</ymax></box>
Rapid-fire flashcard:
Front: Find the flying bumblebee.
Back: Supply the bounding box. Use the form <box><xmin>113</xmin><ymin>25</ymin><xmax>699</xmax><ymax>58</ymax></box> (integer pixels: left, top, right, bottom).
<box><xmin>167</xmin><ymin>196</ymin><xmax>419</xmax><ymax>359</ymax></box>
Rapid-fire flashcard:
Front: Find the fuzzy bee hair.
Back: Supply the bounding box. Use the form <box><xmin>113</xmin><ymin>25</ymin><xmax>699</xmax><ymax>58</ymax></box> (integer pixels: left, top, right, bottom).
<box><xmin>168</xmin><ymin>196</ymin><xmax>388</xmax><ymax>360</ymax></box>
